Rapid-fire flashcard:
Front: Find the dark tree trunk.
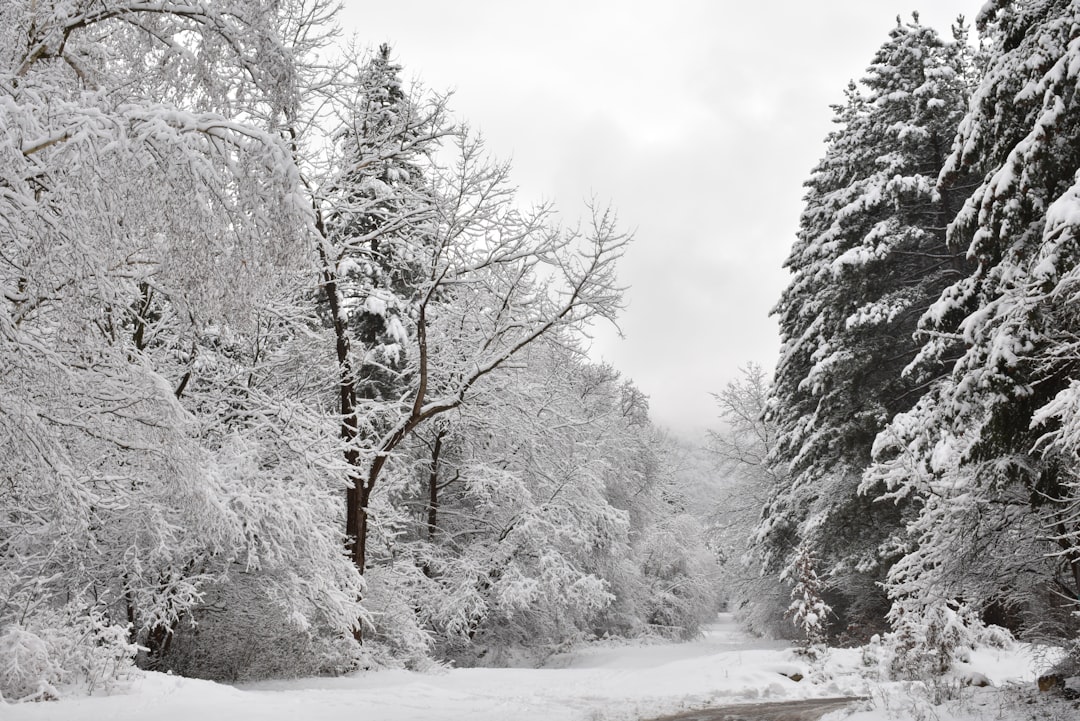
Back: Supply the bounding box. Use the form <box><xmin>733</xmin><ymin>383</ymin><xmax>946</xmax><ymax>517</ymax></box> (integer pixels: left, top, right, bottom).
<box><xmin>427</xmin><ymin>432</ymin><xmax>444</xmax><ymax>542</ymax></box>
<box><xmin>314</xmin><ymin>214</ymin><xmax>369</xmax><ymax>643</ymax></box>
<box><xmin>354</xmin><ymin>486</ymin><xmax>370</xmax><ymax>572</ymax></box>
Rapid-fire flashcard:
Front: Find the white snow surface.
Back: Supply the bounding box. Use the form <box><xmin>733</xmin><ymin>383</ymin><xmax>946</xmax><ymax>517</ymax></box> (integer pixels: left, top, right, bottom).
<box><xmin>3</xmin><ymin>614</ymin><xmax>1052</xmax><ymax>721</ymax></box>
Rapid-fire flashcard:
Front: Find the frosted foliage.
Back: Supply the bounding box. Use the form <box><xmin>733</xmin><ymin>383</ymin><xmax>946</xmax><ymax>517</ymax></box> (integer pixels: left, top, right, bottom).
<box><xmin>707</xmin><ymin>365</ymin><xmax>792</xmax><ymax>639</ymax></box>
<box><xmin>0</xmin><ymin>0</ymin><xmax>697</xmax><ymax>695</ymax></box>
<box><xmin>159</xmin><ymin>567</ymin><xmax>364</xmax><ymax>682</ymax></box>
<box><xmin>0</xmin><ymin>606</ymin><xmax>137</xmax><ymax>702</ymax></box>
<box><xmin>309</xmin><ymin>39</ymin><xmax>630</xmax><ymax>615</ymax></box>
<box><xmin>885</xmin><ymin>601</ymin><xmax>1010</xmax><ymax>681</ymax></box>
<box><xmin>358</xmin><ymin>562</ymin><xmax>438</xmax><ymax>669</ymax></box>
<box><xmin>317</xmin><ymin>43</ymin><xmax>449</xmax><ymax>408</ymax></box>
<box><xmin>772</xmin><ymin>17</ymin><xmax>969</xmax><ymax>482</ymax></box>
<box><xmin>865</xmin><ymin>0</ymin><xmax>1080</xmax><ymax>646</ymax></box>
<box><xmin>356</xmin><ymin>342</ymin><xmax>718</xmax><ymax>665</ymax></box>
<box><xmin>764</xmin><ymin>15</ymin><xmax>972</xmax><ymax>639</ymax></box>
<box><xmin>408</xmin><ymin>349</ymin><xmax>630</xmax><ymax>660</ymax></box>
<box><xmin>784</xmin><ymin>548</ymin><xmax>831</xmax><ymax>658</ymax></box>
<box><xmin>631</xmin><ymin>513</ymin><xmax>723</xmax><ymax>637</ymax></box>
<box><xmin>0</xmin><ymin>0</ymin><xmax>364</xmax><ymax>698</ymax></box>
<box><xmin>0</xmin><ymin>627</ymin><xmax>56</xmax><ymax>703</ymax></box>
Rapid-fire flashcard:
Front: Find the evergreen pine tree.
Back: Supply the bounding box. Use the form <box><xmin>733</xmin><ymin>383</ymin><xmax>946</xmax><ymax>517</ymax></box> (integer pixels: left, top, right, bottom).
<box><xmin>867</xmin><ymin>0</ymin><xmax>1080</xmax><ymax>643</ymax></box>
<box><xmin>786</xmin><ymin>547</ymin><xmax>831</xmax><ymax>658</ymax></box>
<box><xmin>327</xmin><ymin>44</ymin><xmax>438</xmax><ymax>404</ymax></box>
<box><xmin>762</xmin><ymin>15</ymin><xmax>973</xmax><ymax>638</ymax></box>
<box><xmin>316</xmin><ymin>45</ymin><xmax>449</xmax><ymax>573</ymax></box>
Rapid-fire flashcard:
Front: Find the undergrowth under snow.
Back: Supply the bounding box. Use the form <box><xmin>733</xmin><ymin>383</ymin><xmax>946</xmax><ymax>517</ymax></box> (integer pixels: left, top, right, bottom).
<box><xmin>2</xmin><ymin>614</ymin><xmax>1072</xmax><ymax>721</ymax></box>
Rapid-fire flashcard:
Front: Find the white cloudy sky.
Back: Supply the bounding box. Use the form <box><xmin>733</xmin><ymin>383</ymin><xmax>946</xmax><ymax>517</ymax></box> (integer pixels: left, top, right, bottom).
<box><xmin>339</xmin><ymin>1</ymin><xmax>981</xmax><ymax>438</ymax></box>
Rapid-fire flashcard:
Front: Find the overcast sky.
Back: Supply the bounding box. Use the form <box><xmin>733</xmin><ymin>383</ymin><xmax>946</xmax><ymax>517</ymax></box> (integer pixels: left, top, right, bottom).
<box><xmin>339</xmin><ymin>1</ymin><xmax>981</xmax><ymax>439</ymax></box>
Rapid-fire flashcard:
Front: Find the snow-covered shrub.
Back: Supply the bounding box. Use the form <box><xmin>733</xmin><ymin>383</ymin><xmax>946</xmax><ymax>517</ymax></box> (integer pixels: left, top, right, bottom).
<box><xmin>360</xmin><ymin>562</ymin><xmax>438</xmax><ymax>670</ymax></box>
<box><xmin>589</xmin><ymin>557</ymin><xmax>652</xmax><ymax>639</ymax></box>
<box><xmin>156</xmin><ymin>569</ymin><xmax>362</xmax><ymax>683</ymax></box>
<box><xmin>860</xmin><ymin>634</ymin><xmax>885</xmax><ymax>679</ymax></box>
<box><xmin>42</xmin><ymin>606</ymin><xmax>137</xmax><ymax>695</ymax></box>
<box><xmin>633</xmin><ymin>515</ymin><xmax>723</xmax><ymax>639</ymax></box>
<box><xmin>784</xmin><ymin>547</ymin><xmax>831</xmax><ymax>658</ymax></box>
<box><xmin>0</xmin><ymin>626</ymin><xmax>58</xmax><ymax>702</ymax></box>
<box><xmin>885</xmin><ymin>601</ymin><xmax>985</xmax><ymax>680</ymax></box>
<box><xmin>730</xmin><ymin>575</ymin><xmax>797</xmax><ymax>640</ymax></box>
<box><xmin>0</xmin><ymin>604</ymin><xmax>136</xmax><ymax>702</ymax></box>
<box><xmin>436</xmin><ymin>548</ymin><xmax>614</xmax><ymax>667</ymax></box>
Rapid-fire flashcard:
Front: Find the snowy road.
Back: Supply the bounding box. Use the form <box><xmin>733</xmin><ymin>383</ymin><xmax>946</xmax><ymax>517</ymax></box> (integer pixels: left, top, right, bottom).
<box><xmin>6</xmin><ymin>615</ymin><xmax>867</xmax><ymax>721</ymax></box>
<box><xmin>649</xmin><ymin>697</ymin><xmax>863</xmax><ymax>721</ymax></box>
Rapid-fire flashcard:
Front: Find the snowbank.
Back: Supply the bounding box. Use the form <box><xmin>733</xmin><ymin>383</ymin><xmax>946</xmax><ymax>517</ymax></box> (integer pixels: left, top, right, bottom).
<box><xmin>1</xmin><ymin>614</ymin><xmax>1059</xmax><ymax>721</ymax></box>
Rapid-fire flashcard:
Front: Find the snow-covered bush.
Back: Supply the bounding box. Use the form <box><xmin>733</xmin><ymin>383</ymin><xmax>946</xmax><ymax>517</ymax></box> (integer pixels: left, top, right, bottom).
<box><xmin>633</xmin><ymin>515</ymin><xmax>723</xmax><ymax>639</ymax></box>
<box><xmin>885</xmin><ymin>601</ymin><xmax>991</xmax><ymax>681</ymax></box>
<box><xmin>0</xmin><ymin>626</ymin><xmax>58</xmax><ymax>703</ymax></box>
<box><xmin>360</xmin><ymin>562</ymin><xmax>439</xmax><ymax>670</ymax></box>
<box><xmin>0</xmin><ymin>604</ymin><xmax>136</xmax><ymax>702</ymax></box>
<box><xmin>730</xmin><ymin>576</ymin><xmax>796</xmax><ymax>641</ymax></box>
<box><xmin>784</xmin><ymin>547</ymin><xmax>831</xmax><ymax>659</ymax></box>
<box><xmin>155</xmin><ymin>570</ymin><xmax>362</xmax><ymax>683</ymax></box>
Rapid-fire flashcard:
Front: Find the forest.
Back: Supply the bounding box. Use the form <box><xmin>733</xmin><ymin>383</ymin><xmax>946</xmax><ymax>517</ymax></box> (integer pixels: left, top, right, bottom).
<box><xmin>0</xmin><ymin>0</ymin><xmax>722</xmax><ymax>698</ymax></box>
<box><xmin>3</xmin><ymin>0</ymin><xmax>1080</xmax><ymax>717</ymax></box>
<box><xmin>755</xmin><ymin>0</ymin><xmax>1080</xmax><ymax>691</ymax></box>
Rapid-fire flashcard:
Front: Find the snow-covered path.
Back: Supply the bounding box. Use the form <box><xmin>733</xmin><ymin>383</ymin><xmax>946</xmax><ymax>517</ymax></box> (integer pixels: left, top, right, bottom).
<box><xmin>6</xmin><ymin>614</ymin><xmax>869</xmax><ymax>721</ymax></box>
<box><xmin>651</xmin><ymin>697</ymin><xmax>863</xmax><ymax>721</ymax></box>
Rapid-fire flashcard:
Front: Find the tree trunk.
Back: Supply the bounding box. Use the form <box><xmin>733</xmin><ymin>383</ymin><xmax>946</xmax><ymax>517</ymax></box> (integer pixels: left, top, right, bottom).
<box><xmin>314</xmin><ymin>229</ymin><xmax>370</xmax><ymax>645</ymax></box>
<box><xmin>354</xmin><ymin>485</ymin><xmax>370</xmax><ymax>572</ymax></box>
<box><xmin>427</xmin><ymin>432</ymin><xmax>444</xmax><ymax>542</ymax></box>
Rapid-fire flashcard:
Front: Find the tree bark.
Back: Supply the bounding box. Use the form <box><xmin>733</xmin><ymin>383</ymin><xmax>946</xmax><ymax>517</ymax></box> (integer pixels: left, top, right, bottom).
<box><xmin>427</xmin><ymin>432</ymin><xmax>444</xmax><ymax>542</ymax></box>
<box><xmin>313</xmin><ymin>216</ymin><xmax>367</xmax><ymax>576</ymax></box>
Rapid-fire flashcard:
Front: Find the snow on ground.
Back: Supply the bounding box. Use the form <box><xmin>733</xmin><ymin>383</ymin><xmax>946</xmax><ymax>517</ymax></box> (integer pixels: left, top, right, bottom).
<box><xmin>818</xmin><ymin>635</ymin><xmax>1066</xmax><ymax>721</ymax></box>
<box><xmin>2</xmin><ymin>614</ymin><xmax>1062</xmax><ymax>721</ymax></box>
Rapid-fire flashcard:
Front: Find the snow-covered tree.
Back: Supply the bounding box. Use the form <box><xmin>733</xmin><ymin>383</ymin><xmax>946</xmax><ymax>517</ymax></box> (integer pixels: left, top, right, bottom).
<box><xmin>310</xmin><ymin>99</ymin><xmax>629</xmax><ymax>584</ymax></box>
<box><xmin>708</xmin><ymin>364</ymin><xmax>790</xmax><ymax>638</ymax></box>
<box><xmin>0</xmin><ymin>0</ymin><xmax>705</xmax><ymax>695</ymax></box>
<box><xmin>357</xmin><ymin>338</ymin><xmax>718</xmax><ymax>665</ymax></box>
<box><xmin>0</xmin><ymin>0</ymin><xmax>363</xmax><ymax>696</ymax></box>
<box><xmin>618</xmin><ymin>437</ymin><xmax>723</xmax><ymax>642</ymax></box>
<box><xmin>762</xmin><ymin>14</ymin><xmax>974</xmax><ymax>639</ymax></box>
<box><xmin>867</xmin><ymin>0</ymin><xmax>1080</xmax><ymax>647</ymax></box>
<box><xmin>785</xmin><ymin>547</ymin><xmax>831</xmax><ymax>659</ymax></box>
<box><xmin>412</xmin><ymin>346</ymin><xmax>631</xmax><ymax>663</ymax></box>
<box><xmin>307</xmin><ymin>44</ymin><xmax>451</xmax><ymax>578</ymax></box>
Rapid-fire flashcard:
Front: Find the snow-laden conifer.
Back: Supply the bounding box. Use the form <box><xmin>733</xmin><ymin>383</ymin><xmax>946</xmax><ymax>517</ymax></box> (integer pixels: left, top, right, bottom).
<box><xmin>763</xmin><ymin>15</ymin><xmax>973</xmax><ymax>639</ymax></box>
<box><xmin>867</xmin><ymin>0</ymin><xmax>1080</xmax><ymax>648</ymax></box>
